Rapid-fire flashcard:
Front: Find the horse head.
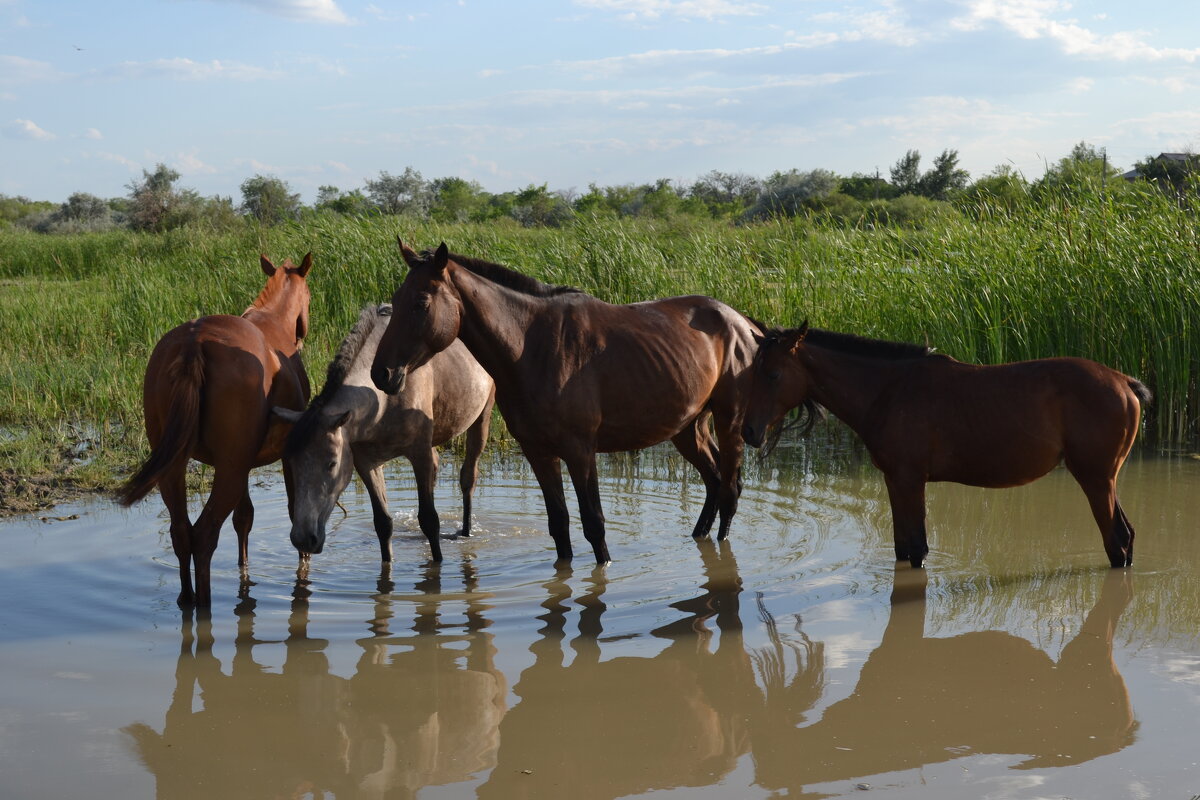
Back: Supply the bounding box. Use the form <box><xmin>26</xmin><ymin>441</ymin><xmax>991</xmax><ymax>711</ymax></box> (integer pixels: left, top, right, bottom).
<box><xmin>274</xmin><ymin>404</ymin><xmax>353</xmax><ymax>556</ymax></box>
<box><xmin>371</xmin><ymin>240</ymin><xmax>462</xmax><ymax>395</ymax></box>
<box><xmin>257</xmin><ymin>252</ymin><xmax>313</xmax><ymax>348</ymax></box>
<box><xmin>742</xmin><ymin>321</ymin><xmax>814</xmax><ymax>449</ymax></box>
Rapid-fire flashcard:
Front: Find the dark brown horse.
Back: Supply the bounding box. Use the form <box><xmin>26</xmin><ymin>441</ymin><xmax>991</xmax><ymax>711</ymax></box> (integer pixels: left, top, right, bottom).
<box><xmin>117</xmin><ymin>254</ymin><xmax>313</xmax><ymax>606</ymax></box>
<box><xmin>370</xmin><ymin>241</ymin><xmax>760</xmax><ymax>564</ymax></box>
<box><xmin>742</xmin><ymin>323</ymin><xmax>1150</xmax><ymax>569</ymax></box>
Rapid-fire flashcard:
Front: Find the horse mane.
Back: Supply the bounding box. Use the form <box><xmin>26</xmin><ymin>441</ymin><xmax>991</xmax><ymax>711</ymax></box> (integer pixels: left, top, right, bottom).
<box><xmin>774</xmin><ymin>326</ymin><xmax>935</xmax><ymax>360</ymax></box>
<box><xmin>284</xmin><ymin>303</ymin><xmax>390</xmax><ymax>456</ymax></box>
<box><xmin>422</xmin><ymin>248</ymin><xmax>582</xmax><ymax>298</ymax></box>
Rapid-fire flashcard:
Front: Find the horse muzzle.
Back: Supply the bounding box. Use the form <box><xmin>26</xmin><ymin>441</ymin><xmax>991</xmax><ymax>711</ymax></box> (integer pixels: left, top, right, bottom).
<box><xmin>741</xmin><ymin>422</ymin><xmax>765</xmax><ymax>449</ymax></box>
<box><xmin>370</xmin><ymin>364</ymin><xmax>408</xmax><ymax>395</ymax></box>
<box><xmin>290</xmin><ymin>527</ymin><xmax>326</xmax><ymax>557</ymax></box>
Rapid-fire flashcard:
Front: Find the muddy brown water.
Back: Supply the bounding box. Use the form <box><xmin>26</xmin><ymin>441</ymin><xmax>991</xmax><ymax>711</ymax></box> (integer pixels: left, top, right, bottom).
<box><xmin>1</xmin><ymin>437</ymin><xmax>1198</xmax><ymax>799</ymax></box>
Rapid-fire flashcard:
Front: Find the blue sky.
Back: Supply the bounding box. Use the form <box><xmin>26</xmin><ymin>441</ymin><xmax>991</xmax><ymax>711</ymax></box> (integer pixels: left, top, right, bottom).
<box><xmin>2</xmin><ymin>0</ymin><xmax>1198</xmax><ymax>203</ymax></box>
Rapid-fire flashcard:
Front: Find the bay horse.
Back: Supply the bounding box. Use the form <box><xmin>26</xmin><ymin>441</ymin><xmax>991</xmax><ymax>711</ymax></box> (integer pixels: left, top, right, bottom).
<box><xmin>117</xmin><ymin>254</ymin><xmax>313</xmax><ymax>606</ymax></box>
<box><xmin>741</xmin><ymin>323</ymin><xmax>1150</xmax><ymax>569</ymax></box>
<box><xmin>272</xmin><ymin>303</ymin><xmax>495</xmax><ymax>563</ymax></box>
<box><xmin>370</xmin><ymin>241</ymin><xmax>760</xmax><ymax>565</ymax></box>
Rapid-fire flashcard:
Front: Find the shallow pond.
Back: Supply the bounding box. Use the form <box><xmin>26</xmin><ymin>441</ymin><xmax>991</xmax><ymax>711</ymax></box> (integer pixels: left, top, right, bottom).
<box><xmin>1</xmin><ymin>434</ymin><xmax>1199</xmax><ymax>799</ymax></box>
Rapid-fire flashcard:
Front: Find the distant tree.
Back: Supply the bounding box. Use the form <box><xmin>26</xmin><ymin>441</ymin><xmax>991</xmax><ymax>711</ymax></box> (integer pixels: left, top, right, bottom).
<box><xmin>916</xmin><ymin>149</ymin><xmax>970</xmax><ymax>200</ymax></box>
<box><xmin>743</xmin><ymin>168</ymin><xmax>839</xmax><ymax>221</ymax></box>
<box><xmin>509</xmin><ymin>184</ymin><xmax>574</xmax><ymax>227</ymax></box>
<box><xmin>686</xmin><ymin>170</ymin><xmax>761</xmax><ymax>217</ymax></box>
<box><xmin>890</xmin><ymin>150</ymin><xmax>923</xmax><ymax>195</ymax></box>
<box><xmin>31</xmin><ymin>192</ymin><xmax>114</xmax><ymax>233</ymax></box>
<box><xmin>1131</xmin><ymin>152</ymin><xmax>1200</xmax><ymax>196</ymax></box>
<box><xmin>958</xmin><ymin>165</ymin><xmax>1029</xmax><ymax>217</ymax></box>
<box><xmin>240</xmin><ymin>174</ymin><xmax>301</xmax><ymax>224</ymax></box>
<box><xmin>126</xmin><ymin>163</ymin><xmax>201</xmax><ymax>232</ymax></box>
<box><xmin>0</xmin><ymin>194</ymin><xmax>56</xmax><ymax>228</ymax></box>
<box><xmin>839</xmin><ymin>172</ymin><xmax>898</xmax><ymax>202</ymax></box>
<box><xmin>365</xmin><ymin>167</ymin><xmax>432</xmax><ymax>217</ymax></box>
<box><xmin>1033</xmin><ymin>141</ymin><xmax>1122</xmax><ymax>197</ymax></box>
<box><xmin>429</xmin><ymin>176</ymin><xmax>489</xmax><ymax>223</ymax></box>
<box><xmin>315</xmin><ymin>185</ymin><xmax>373</xmax><ymax>216</ymax></box>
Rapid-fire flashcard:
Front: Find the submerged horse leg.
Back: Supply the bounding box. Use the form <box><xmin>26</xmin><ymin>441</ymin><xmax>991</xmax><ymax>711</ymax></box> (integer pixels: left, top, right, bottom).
<box><xmin>411</xmin><ymin>447</ymin><xmax>443</xmax><ymax>562</ymax></box>
<box><xmin>525</xmin><ymin>452</ymin><xmax>574</xmax><ymax>562</ymax></box>
<box><xmin>565</xmin><ymin>454</ymin><xmax>610</xmax><ymax>565</ymax></box>
<box><xmin>458</xmin><ymin>404</ymin><xmax>492</xmax><ymax>537</ymax></box>
<box><xmin>883</xmin><ymin>472</ymin><xmax>929</xmax><ymax>568</ymax></box>
<box><xmin>158</xmin><ymin>462</ymin><xmax>195</xmax><ymax>606</ymax></box>
<box><xmin>189</xmin><ymin>468</ymin><xmax>250</xmax><ymax>607</ymax></box>
<box><xmin>355</xmin><ymin>460</ymin><xmax>393</xmax><ymax>562</ymax></box>
<box><xmin>1069</xmin><ymin>468</ymin><xmax>1132</xmax><ymax>568</ymax></box>
<box><xmin>670</xmin><ymin>415</ymin><xmax>722</xmax><ymax>539</ymax></box>
<box><xmin>232</xmin><ymin>488</ymin><xmax>254</xmax><ymax>568</ymax></box>
<box><xmin>712</xmin><ymin>413</ymin><xmax>746</xmax><ymax>541</ymax></box>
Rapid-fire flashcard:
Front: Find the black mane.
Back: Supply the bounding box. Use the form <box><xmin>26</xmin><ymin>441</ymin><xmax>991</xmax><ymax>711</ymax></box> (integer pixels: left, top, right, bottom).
<box><xmin>768</xmin><ymin>326</ymin><xmax>934</xmax><ymax>360</ymax></box>
<box><xmin>420</xmin><ymin>248</ymin><xmax>582</xmax><ymax>298</ymax></box>
<box><xmin>285</xmin><ymin>303</ymin><xmax>389</xmax><ymax>456</ymax></box>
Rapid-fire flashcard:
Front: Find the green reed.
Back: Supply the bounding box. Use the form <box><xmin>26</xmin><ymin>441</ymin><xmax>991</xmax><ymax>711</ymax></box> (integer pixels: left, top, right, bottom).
<box><xmin>2</xmin><ymin>185</ymin><xmax>1198</xmax><ymax>490</ymax></box>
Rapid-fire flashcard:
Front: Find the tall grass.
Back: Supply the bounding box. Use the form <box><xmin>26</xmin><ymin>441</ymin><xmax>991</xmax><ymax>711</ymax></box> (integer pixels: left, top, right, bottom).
<box><xmin>1</xmin><ymin>184</ymin><xmax>1198</xmax><ymax>490</ymax></box>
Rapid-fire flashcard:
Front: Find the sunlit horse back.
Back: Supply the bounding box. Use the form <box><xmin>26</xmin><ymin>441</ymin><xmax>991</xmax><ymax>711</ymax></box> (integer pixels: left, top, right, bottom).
<box><xmin>370</xmin><ymin>240</ymin><xmax>760</xmax><ymax>565</ymax></box>
<box><xmin>742</xmin><ymin>323</ymin><xmax>1150</xmax><ymax>569</ymax></box>
<box><xmin>274</xmin><ymin>303</ymin><xmax>495</xmax><ymax>563</ymax></box>
<box><xmin>117</xmin><ymin>253</ymin><xmax>313</xmax><ymax>606</ymax></box>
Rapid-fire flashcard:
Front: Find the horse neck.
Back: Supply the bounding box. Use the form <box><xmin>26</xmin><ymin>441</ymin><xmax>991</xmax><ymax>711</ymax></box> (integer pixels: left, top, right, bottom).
<box><xmin>799</xmin><ymin>344</ymin><xmax>904</xmax><ymax>434</ymax></box>
<box><xmin>448</xmin><ymin>264</ymin><xmax>544</xmax><ymax>375</ymax></box>
<box><xmin>244</xmin><ymin>284</ymin><xmax>303</xmax><ymax>352</ymax></box>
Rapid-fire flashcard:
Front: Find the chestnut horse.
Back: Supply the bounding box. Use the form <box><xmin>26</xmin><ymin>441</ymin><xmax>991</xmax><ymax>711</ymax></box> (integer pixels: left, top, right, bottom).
<box><xmin>741</xmin><ymin>323</ymin><xmax>1150</xmax><ymax>569</ymax></box>
<box><xmin>117</xmin><ymin>254</ymin><xmax>313</xmax><ymax>606</ymax></box>
<box><xmin>370</xmin><ymin>242</ymin><xmax>760</xmax><ymax>565</ymax></box>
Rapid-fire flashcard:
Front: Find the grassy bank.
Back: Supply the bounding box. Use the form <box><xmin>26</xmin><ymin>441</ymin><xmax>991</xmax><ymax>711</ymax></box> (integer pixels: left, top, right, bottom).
<box><xmin>1</xmin><ymin>188</ymin><xmax>1198</xmax><ymax>506</ymax></box>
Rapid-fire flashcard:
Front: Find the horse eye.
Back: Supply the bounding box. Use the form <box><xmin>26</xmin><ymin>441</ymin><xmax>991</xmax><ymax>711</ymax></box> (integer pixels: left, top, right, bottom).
<box><xmin>326</xmin><ymin>460</ymin><xmax>336</xmax><ymax>472</ymax></box>
<box><xmin>767</xmin><ymin>369</ymin><xmax>781</xmax><ymax>383</ymax></box>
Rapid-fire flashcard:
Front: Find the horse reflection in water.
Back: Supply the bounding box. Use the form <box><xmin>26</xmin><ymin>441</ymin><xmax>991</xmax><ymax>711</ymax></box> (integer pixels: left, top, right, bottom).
<box><xmin>749</xmin><ymin>568</ymin><xmax>1137</xmax><ymax>795</ymax></box>
<box><xmin>123</xmin><ymin>560</ymin><xmax>506</xmax><ymax>799</ymax></box>
<box><xmin>480</xmin><ymin>540</ymin><xmax>756</xmax><ymax>799</ymax></box>
<box><xmin>124</xmin><ymin>547</ymin><xmax>1137</xmax><ymax>798</ymax></box>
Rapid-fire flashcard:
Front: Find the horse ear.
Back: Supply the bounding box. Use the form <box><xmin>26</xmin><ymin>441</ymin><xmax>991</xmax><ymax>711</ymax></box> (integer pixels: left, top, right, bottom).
<box><xmin>272</xmin><ymin>406</ymin><xmax>303</xmax><ymax>424</ymax></box>
<box><xmin>787</xmin><ymin>320</ymin><xmax>810</xmax><ymax>354</ymax></box>
<box><xmin>431</xmin><ymin>242</ymin><xmax>450</xmax><ymax>277</ymax></box>
<box><xmin>398</xmin><ymin>237</ymin><xmax>423</xmax><ymax>270</ymax></box>
<box><xmin>295</xmin><ymin>252</ymin><xmax>313</xmax><ymax>277</ymax></box>
<box><xmin>260</xmin><ymin>255</ymin><xmax>277</xmax><ymax>277</ymax></box>
<box><xmin>329</xmin><ymin>410</ymin><xmax>352</xmax><ymax>430</ymax></box>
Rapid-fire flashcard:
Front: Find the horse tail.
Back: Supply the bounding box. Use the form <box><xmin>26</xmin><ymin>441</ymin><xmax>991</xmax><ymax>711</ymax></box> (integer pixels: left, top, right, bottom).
<box><xmin>1128</xmin><ymin>378</ymin><xmax>1153</xmax><ymax>407</ymax></box>
<box><xmin>116</xmin><ymin>345</ymin><xmax>205</xmax><ymax>507</ymax></box>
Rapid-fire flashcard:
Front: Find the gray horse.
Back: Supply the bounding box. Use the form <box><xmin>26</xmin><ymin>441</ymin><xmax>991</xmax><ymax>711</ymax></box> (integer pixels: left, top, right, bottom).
<box><xmin>274</xmin><ymin>303</ymin><xmax>495</xmax><ymax>562</ymax></box>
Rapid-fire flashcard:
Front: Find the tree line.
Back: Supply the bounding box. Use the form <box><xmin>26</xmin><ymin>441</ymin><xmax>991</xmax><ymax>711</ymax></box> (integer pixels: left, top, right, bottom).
<box><xmin>2</xmin><ymin>143</ymin><xmax>1195</xmax><ymax>235</ymax></box>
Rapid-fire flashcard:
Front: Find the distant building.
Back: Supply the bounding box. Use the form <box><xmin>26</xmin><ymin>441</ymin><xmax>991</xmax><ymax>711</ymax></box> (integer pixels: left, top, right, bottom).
<box><xmin>1123</xmin><ymin>152</ymin><xmax>1192</xmax><ymax>181</ymax></box>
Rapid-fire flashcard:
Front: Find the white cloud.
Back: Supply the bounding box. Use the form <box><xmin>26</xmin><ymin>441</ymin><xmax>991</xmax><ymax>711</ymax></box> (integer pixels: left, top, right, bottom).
<box><xmin>112</xmin><ymin>58</ymin><xmax>282</xmax><ymax>81</ymax></box>
<box><xmin>574</xmin><ymin>0</ymin><xmax>766</xmax><ymax>22</ymax></box>
<box><xmin>175</xmin><ymin>152</ymin><xmax>217</xmax><ymax>174</ymax></box>
<box><xmin>82</xmin><ymin>127</ymin><xmax>103</xmax><ymax>140</ymax></box>
<box><xmin>1065</xmin><ymin>76</ymin><xmax>1094</xmax><ymax>94</ymax></box>
<box><xmin>954</xmin><ymin>0</ymin><xmax>1200</xmax><ymax>62</ymax></box>
<box><xmin>809</xmin><ymin>0</ymin><xmax>925</xmax><ymax>48</ymax></box>
<box><xmin>200</xmin><ymin>0</ymin><xmax>349</xmax><ymax>24</ymax></box>
<box><xmin>0</xmin><ymin>55</ymin><xmax>62</xmax><ymax>84</ymax></box>
<box><xmin>559</xmin><ymin>42</ymin><xmax>846</xmax><ymax>79</ymax></box>
<box><xmin>4</xmin><ymin>118</ymin><xmax>55</xmax><ymax>140</ymax></box>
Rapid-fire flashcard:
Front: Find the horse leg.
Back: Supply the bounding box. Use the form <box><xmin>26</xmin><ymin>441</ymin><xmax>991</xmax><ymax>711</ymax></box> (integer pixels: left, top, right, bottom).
<box><xmin>458</xmin><ymin>404</ymin><xmax>491</xmax><ymax>537</ymax></box>
<box><xmin>232</xmin><ymin>488</ymin><xmax>253</xmax><ymax>568</ymax></box>
<box><xmin>158</xmin><ymin>461</ymin><xmax>195</xmax><ymax>606</ymax></box>
<box><xmin>525</xmin><ymin>452</ymin><xmax>574</xmax><ymax>562</ymax></box>
<box><xmin>410</xmin><ymin>447</ymin><xmax>443</xmax><ymax>562</ymax></box>
<box><xmin>670</xmin><ymin>415</ymin><xmax>722</xmax><ymax>539</ymax></box>
<box><xmin>712</xmin><ymin>412</ymin><xmax>746</xmax><ymax>541</ymax></box>
<box><xmin>355</xmin><ymin>459</ymin><xmax>393</xmax><ymax>563</ymax></box>
<box><xmin>564</xmin><ymin>453</ymin><xmax>610</xmax><ymax>564</ymax></box>
<box><xmin>190</xmin><ymin>468</ymin><xmax>249</xmax><ymax>607</ymax></box>
<box><xmin>1068</xmin><ymin>469</ymin><xmax>1132</xmax><ymax>568</ymax></box>
<box><xmin>883</xmin><ymin>472</ymin><xmax>929</xmax><ymax>568</ymax></box>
